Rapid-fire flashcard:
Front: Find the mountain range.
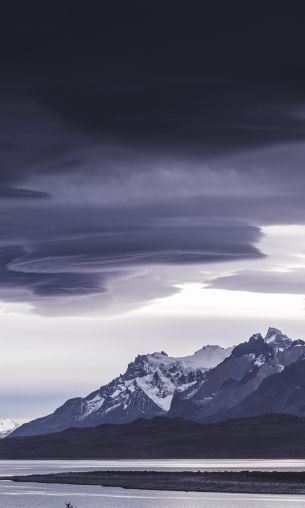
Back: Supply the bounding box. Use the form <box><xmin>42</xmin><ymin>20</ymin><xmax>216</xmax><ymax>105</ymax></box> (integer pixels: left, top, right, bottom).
<box><xmin>12</xmin><ymin>327</ymin><xmax>305</xmax><ymax>437</ymax></box>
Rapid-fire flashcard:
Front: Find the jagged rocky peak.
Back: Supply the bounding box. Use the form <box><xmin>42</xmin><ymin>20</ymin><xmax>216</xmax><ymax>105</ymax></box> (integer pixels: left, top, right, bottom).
<box><xmin>231</xmin><ymin>328</ymin><xmax>297</xmax><ymax>359</ymax></box>
<box><xmin>231</xmin><ymin>333</ymin><xmax>273</xmax><ymax>359</ymax></box>
<box><xmin>265</xmin><ymin>327</ymin><xmax>283</xmax><ymax>338</ymax></box>
<box><xmin>264</xmin><ymin>327</ymin><xmax>293</xmax><ymax>349</ymax></box>
<box><xmin>292</xmin><ymin>339</ymin><xmax>305</xmax><ymax>346</ymax></box>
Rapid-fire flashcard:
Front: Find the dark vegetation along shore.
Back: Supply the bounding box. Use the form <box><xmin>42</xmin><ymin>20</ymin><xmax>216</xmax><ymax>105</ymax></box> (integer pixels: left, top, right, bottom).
<box><xmin>2</xmin><ymin>414</ymin><xmax>305</xmax><ymax>458</ymax></box>
<box><xmin>5</xmin><ymin>470</ymin><xmax>305</xmax><ymax>495</ymax></box>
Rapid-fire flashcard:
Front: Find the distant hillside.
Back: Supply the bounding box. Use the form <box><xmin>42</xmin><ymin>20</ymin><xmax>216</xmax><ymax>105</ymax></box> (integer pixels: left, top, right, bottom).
<box><xmin>4</xmin><ymin>414</ymin><xmax>305</xmax><ymax>459</ymax></box>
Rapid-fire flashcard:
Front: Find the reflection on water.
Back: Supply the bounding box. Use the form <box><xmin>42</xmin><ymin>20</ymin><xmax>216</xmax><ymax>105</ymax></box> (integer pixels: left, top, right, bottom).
<box><xmin>1</xmin><ymin>459</ymin><xmax>305</xmax><ymax>475</ymax></box>
<box><xmin>0</xmin><ymin>481</ymin><xmax>305</xmax><ymax>508</ymax></box>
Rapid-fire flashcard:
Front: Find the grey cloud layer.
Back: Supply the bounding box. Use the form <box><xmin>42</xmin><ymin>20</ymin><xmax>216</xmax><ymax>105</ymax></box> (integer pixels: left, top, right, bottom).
<box><xmin>210</xmin><ymin>269</ymin><xmax>305</xmax><ymax>295</ymax></box>
<box><xmin>0</xmin><ymin>197</ymin><xmax>263</xmax><ymax>313</ymax></box>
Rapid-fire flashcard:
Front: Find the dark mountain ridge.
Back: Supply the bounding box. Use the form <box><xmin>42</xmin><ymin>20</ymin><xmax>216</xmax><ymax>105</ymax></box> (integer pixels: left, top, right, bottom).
<box><xmin>4</xmin><ymin>414</ymin><xmax>305</xmax><ymax>459</ymax></box>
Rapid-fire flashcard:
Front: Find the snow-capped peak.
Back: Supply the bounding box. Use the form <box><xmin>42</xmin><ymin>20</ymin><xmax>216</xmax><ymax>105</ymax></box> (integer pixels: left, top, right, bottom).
<box><xmin>143</xmin><ymin>345</ymin><xmax>232</xmax><ymax>371</ymax></box>
<box><xmin>0</xmin><ymin>418</ymin><xmax>21</xmax><ymax>438</ymax></box>
<box><xmin>174</xmin><ymin>345</ymin><xmax>233</xmax><ymax>370</ymax></box>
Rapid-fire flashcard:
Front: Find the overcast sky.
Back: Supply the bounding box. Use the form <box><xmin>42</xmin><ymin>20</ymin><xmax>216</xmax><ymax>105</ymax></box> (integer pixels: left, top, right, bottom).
<box><xmin>2</xmin><ymin>2</ymin><xmax>305</xmax><ymax>420</ymax></box>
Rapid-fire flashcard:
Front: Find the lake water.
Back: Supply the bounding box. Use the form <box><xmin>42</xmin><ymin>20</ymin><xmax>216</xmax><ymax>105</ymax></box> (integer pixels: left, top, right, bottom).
<box><xmin>1</xmin><ymin>481</ymin><xmax>305</xmax><ymax>507</ymax></box>
<box><xmin>1</xmin><ymin>460</ymin><xmax>305</xmax><ymax>507</ymax></box>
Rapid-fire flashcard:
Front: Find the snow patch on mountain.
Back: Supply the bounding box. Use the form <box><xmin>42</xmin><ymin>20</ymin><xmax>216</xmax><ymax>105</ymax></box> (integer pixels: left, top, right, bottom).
<box><xmin>136</xmin><ymin>375</ymin><xmax>174</xmax><ymax>411</ymax></box>
<box><xmin>0</xmin><ymin>418</ymin><xmax>21</xmax><ymax>438</ymax></box>
<box><xmin>146</xmin><ymin>346</ymin><xmax>233</xmax><ymax>372</ymax></box>
<box><xmin>175</xmin><ymin>345</ymin><xmax>234</xmax><ymax>370</ymax></box>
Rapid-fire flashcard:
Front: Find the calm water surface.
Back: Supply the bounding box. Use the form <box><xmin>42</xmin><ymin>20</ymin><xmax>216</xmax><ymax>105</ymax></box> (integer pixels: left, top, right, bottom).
<box><xmin>1</xmin><ymin>460</ymin><xmax>305</xmax><ymax>507</ymax></box>
<box><xmin>0</xmin><ymin>481</ymin><xmax>305</xmax><ymax>508</ymax></box>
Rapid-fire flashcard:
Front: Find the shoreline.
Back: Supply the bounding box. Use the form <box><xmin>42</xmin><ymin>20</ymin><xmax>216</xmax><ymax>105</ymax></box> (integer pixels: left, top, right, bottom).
<box><xmin>3</xmin><ymin>470</ymin><xmax>305</xmax><ymax>495</ymax></box>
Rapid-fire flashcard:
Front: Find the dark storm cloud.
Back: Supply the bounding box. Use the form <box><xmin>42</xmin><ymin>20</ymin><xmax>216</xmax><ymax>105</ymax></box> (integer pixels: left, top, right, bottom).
<box><xmin>7</xmin><ymin>220</ymin><xmax>263</xmax><ymax>270</ymax></box>
<box><xmin>0</xmin><ymin>246</ymin><xmax>106</xmax><ymax>298</ymax></box>
<box><xmin>1</xmin><ymin>2</ymin><xmax>305</xmax><ymax>312</ymax></box>
<box><xmin>2</xmin><ymin>2</ymin><xmax>305</xmax><ymax>174</ymax></box>
<box><xmin>0</xmin><ymin>187</ymin><xmax>49</xmax><ymax>199</ymax></box>
<box><xmin>2</xmin><ymin>2</ymin><xmax>305</xmax><ymax>161</ymax></box>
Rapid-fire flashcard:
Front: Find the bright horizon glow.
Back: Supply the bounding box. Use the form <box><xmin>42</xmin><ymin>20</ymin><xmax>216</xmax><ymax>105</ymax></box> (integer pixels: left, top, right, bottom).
<box><xmin>134</xmin><ymin>224</ymin><xmax>305</xmax><ymax>320</ymax></box>
<box><xmin>137</xmin><ymin>284</ymin><xmax>305</xmax><ymax>318</ymax></box>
